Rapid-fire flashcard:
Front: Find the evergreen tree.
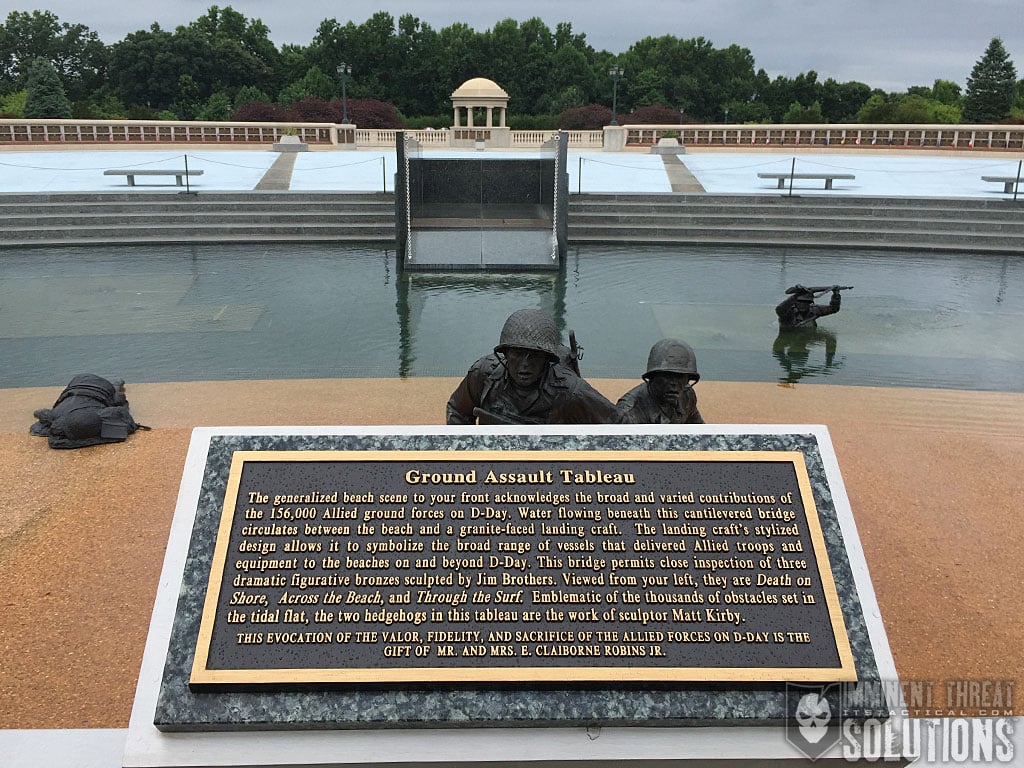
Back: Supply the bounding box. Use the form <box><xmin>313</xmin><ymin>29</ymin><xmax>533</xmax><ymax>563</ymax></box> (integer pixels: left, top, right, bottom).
<box><xmin>22</xmin><ymin>56</ymin><xmax>72</xmax><ymax>117</ymax></box>
<box><xmin>963</xmin><ymin>38</ymin><xmax>1017</xmax><ymax>122</ymax></box>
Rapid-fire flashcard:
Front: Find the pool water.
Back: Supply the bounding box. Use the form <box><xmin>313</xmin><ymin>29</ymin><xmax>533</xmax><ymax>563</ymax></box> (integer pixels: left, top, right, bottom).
<box><xmin>2</xmin><ymin>243</ymin><xmax>1021</xmax><ymax>391</ymax></box>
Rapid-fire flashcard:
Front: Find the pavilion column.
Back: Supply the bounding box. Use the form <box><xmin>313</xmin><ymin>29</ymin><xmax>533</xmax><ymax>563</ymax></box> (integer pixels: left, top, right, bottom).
<box><xmin>453</xmin><ymin>107</ymin><xmax>460</xmax><ymax>128</ymax></box>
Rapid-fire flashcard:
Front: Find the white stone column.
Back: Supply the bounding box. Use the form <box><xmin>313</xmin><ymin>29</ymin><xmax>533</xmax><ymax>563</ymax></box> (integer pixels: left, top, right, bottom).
<box><xmin>453</xmin><ymin>107</ymin><xmax>460</xmax><ymax>128</ymax></box>
<box><xmin>603</xmin><ymin>125</ymin><xmax>627</xmax><ymax>152</ymax></box>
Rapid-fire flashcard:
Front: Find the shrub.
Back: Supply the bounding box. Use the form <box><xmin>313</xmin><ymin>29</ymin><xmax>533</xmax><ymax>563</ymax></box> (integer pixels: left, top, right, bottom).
<box><xmin>508</xmin><ymin>114</ymin><xmax>557</xmax><ymax>130</ymax></box>
<box><xmin>345</xmin><ymin>99</ymin><xmax>404</xmax><ymax>128</ymax></box>
<box><xmin>289</xmin><ymin>96</ymin><xmax>339</xmax><ymax>123</ymax></box>
<box><xmin>403</xmin><ymin>114</ymin><xmax>452</xmax><ymax>129</ymax></box>
<box><xmin>556</xmin><ymin>104</ymin><xmax>613</xmax><ymax>130</ymax></box>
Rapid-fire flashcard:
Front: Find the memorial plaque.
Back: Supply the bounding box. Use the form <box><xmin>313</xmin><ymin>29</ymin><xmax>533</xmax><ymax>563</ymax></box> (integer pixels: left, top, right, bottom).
<box><xmin>191</xmin><ymin>450</ymin><xmax>855</xmax><ymax>686</ymax></box>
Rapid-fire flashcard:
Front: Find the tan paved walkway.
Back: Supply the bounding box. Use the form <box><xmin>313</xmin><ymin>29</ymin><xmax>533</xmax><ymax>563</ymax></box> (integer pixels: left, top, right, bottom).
<box><xmin>0</xmin><ymin>378</ymin><xmax>1021</xmax><ymax>728</ymax></box>
<box><xmin>659</xmin><ymin>153</ymin><xmax>706</xmax><ymax>192</ymax></box>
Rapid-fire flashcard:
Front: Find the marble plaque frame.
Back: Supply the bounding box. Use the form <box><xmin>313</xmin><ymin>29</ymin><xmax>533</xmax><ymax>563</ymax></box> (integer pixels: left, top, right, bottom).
<box><xmin>124</xmin><ymin>425</ymin><xmax>903</xmax><ymax>767</ymax></box>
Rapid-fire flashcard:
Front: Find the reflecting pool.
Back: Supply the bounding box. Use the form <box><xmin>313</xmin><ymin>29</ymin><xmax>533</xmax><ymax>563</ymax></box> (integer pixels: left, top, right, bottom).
<box><xmin>1</xmin><ymin>243</ymin><xmax>1021</xmax><ymax>391</ymax></box>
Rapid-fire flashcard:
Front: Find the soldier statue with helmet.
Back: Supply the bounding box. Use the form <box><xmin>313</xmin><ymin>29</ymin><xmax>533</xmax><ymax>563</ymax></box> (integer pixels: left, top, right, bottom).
<box><xmin>616</xmin><ymin>339</ymin><xmax>705</xmax><ymax>424</ymax></box>
<box><xmin>446</xmin><ymin>308</ymin><xmax>620</xmax><ymax>425</ymax></box>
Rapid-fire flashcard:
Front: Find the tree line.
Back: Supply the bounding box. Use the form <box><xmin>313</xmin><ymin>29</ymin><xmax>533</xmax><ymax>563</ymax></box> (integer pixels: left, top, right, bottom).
<box><xmin>1</xmin><ymin>7</ymin><xmax>1021</xmax><ymax>128</ymax></box>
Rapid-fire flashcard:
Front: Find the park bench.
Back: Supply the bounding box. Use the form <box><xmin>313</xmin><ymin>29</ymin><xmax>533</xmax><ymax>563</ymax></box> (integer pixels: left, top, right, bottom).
<box><xmin>103</xmin><ymin>169</ymin><xmax>203</xmax><ymax>186</ymax></box>
<box><xmin>981</xmin><ymin>176</ymin><xmax>1021</xmax><ymax>194</ymax></box>
<box><xmin>757</xmin><ymin>172</ymin><xmax>855</xmax><ymax>190</ymax></box>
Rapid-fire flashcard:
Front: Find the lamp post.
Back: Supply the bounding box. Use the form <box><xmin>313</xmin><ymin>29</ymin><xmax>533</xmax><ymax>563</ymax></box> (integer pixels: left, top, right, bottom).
<box><xmin>608</xmin><ymin>65</ymin><xmax>623</xmax><ymax>126</ymax></box>
<box><xmin>336</xmin><ymin>63</ymin><xmax>351</xmax><ymax>124</ymax></box>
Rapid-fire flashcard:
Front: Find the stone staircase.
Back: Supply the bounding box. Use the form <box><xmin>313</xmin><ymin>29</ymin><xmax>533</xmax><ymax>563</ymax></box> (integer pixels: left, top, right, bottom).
<box><xmin>568</xmin><ymin>194</ymin><xmax>1024</xmax><ymax>254</ymax></box>
<box><xmin>0</xmin><ymin>191</ymin><xmax>395</xmax><ymax>247</ymax></box>
<box><xmin>2</xmin><ymin>191</ymin><xmax>1022</xmax><ymax>254</ymax></box>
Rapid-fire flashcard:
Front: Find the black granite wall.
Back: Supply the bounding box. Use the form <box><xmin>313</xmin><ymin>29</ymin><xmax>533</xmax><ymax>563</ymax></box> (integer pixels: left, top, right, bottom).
<box><xmin>410</xmin><ymin>159</ymin><xmax>555</xmax><ymax>214</ymax></box>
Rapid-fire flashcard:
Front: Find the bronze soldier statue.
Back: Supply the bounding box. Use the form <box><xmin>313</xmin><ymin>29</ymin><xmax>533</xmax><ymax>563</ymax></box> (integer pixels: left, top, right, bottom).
<box><xmin>776</xmin><ymin>284</ymin><xmax>852</xmax><ymax>330</ymax></box>
<box><xmin>617</xmin><ymin>339</ymin><xmax>705</xmax><ymax>424</ymax></box>
<box><xmin>446</xmin><ymin>308</ymin><xmax>619</xmax><ymax>425</ymax></box>
<box><xmin>30</xmin><ymin>374</ymin><xmax>148</xmax><ymax>449</ymax></box>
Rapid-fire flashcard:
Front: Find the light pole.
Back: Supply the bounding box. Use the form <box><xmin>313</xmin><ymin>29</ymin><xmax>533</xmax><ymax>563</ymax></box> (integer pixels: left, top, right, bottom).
<box><xmin>336</xmin><ymin>63</ymin><xmax>351</xmax><ymax>124</ymax></box>
<box><xmin>608</xmin><ymin>65</ymin><xmax>623</xmax><ymax>126</ymax></box>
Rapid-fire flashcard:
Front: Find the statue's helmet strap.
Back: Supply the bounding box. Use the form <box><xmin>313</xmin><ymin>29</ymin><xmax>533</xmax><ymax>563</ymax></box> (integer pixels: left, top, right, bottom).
<box><xmin>644</xmin><ymin>339</ymin><xmax>700</xmax><ymax>381</ymax></box>
<box><xmin>495</xmin><ymin>309</ymin><xmax>561</xmax><ymax>360</ymax></box>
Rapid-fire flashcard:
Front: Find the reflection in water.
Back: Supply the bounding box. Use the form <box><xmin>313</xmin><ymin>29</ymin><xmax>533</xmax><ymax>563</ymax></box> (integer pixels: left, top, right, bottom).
<box><xmin>395</xmin><ymin>269</ymin><xmax>569</xmax><ymax>379</ymax></box>
<box><xmin>1</xmin><ymin>243</ymin><xmax>1022</xmax><ymax>391</ymax></box>
<box><xmin>772</xmin><ymin>327</ymin><xmax>843</xmax><ymax>384</ymax></box>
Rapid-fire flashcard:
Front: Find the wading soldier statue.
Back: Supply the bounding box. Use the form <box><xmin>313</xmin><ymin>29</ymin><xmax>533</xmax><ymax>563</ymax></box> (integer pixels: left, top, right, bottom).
<box><xmin>446</xmin><ymin>308</ymin><xmax>619</xmax><ymax>425</ymax></box>
<box><xmin>617</xmin><ymin>339</ymin><xmax>705</xmax><ymax>424</ymax></box>
<box><xmin>775</xmin><ymin>284</ymin><xmax>852</xmax><ymax>330</ymax></box>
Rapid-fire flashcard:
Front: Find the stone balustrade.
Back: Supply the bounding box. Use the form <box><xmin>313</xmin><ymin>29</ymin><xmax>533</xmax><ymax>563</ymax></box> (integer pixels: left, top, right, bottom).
<box><xmin>2</xmin><ymin>118</ymin><xmax>1021</xmax><ymax>152</ymax></box>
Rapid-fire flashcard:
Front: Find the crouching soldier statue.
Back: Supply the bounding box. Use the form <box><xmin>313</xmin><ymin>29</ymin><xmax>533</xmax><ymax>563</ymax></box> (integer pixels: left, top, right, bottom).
<box><xmin>446</xmin><ymin>308</ymin><xmax>619</xmax><ymax>425</ymax></box>
<box><xmin>617</xmin><ymin>339</ymin><xmax>705</xmax><ymax>424</ymax></box>
<box><xmin>30</xmin><ymin>373</ymin><xmax>148</xmax><ymax>449</ymax></box>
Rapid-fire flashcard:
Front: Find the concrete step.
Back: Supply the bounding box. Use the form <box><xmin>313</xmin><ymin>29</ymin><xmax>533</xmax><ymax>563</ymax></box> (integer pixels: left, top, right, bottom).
<box><xmin>567</xmin><ymin>193</ymin><xmax>1024</xmax><ymax>253</ymax></box>
<box><xmin>573</xmin><ymin>192</ymin><xmax>1017</xmax><ymax>209</ymax></box>
<box><xmin>5</xmin><ymin>223</ymin><xmax>392</xmax><ymax>241</ymax></box>
<box><xmin>0</xmin><ymin>192</ymin><xmax>396</xmax><ymax>247</ymax></box>
<box><xmin>571</xmin><ymin>212</ymin><xmax>1024</xmax><ymax>233</ymax></box>
<box><xmin>570</xmin><ymin>221</ymin><xmax>1018</xmax><ymax>239</ymax></box>
<box><xmin>3</xmin><ymin>191</ymin><xmax>1021</xmax><ymax>252</ymax></box>
<box><xmin>0</xmin><ymin>212</ymin><xmax>393</xmax><ymax>227</ymax></box>
<box><xmin>570</xmin><ymin>203</ymin><xmax>1020</xmax><ymax>224</ymax></box>
<box><xmin>0</xmin><ymin>191</ymin><xmax>392</xmax><ymax>204</ymax></box>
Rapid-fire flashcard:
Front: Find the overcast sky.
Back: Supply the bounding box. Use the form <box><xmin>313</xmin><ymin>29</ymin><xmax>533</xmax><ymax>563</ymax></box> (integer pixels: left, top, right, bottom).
<box><xmin>4</xmin><ymin>0</ymin><xmax>1022</xmax><ymax>92</ymax></box>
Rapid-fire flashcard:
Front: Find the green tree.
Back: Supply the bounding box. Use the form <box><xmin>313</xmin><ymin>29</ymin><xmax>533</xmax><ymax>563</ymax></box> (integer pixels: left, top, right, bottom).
<box><xmin>0</xmin><ymin>10</ymin><xmax>107</xmax><ymax>101</ymax></box>
<box><xmin>963</xmin><ymin>37</ymin><xmax>1017</xmax><ymax>122</ymax></box>
<box><xmin>436</xmin><ymin>22</ymin><xmax>487</xmax><ymax>104</ymax></box>
<box><xmin>278</xmin><ymin>66</ymin><xmax>335</xmax><ymax>104</ymax></box>
<box><xmin>819</xmin><ymin>78</ymin><xmax>871</xmax><ymax>122</ymax></box>
<box><xmin>22</xmin><ymin>56</ymin><xmax>72</xmax><ymax>117</ymax></box>
<box><xmin>892</xmin><ymin>94</ymin><xmax>959</xmax><ymax>123</ymax></box>
<box><xmin>782</xmin><ymin>100</ymin><xmax>823</xmax><ymax>123</ymax></box>
<box><xmin>388</xmin><ymin>14</ymin><xmax>445</xmax><ymax>117</ymax></box>
<box><xmin>234</xmin><ymin>84</ymin><xmax>269</xmax><ymax>108</ymax></box>
<box><xmin>108</xmin><ymin>24</ymin><xmax>183</xmax><ymax>110</ymax></box>
<box><xmin>172</xmin><ymin>73</ymin><xmax>200</xmax><ymax>119</ymax></box>
<box><xmin>72</xmin><ymin>88</ymin><xmax>126</xmax><ymax>118</ymax></box>
<box><xmin>197</xmin><ymin>91</ymin><xmax>232</xmax><ymax>120</ymax></box>
<box><xmin>0</xmin><ymin>88</ymin><xmax>25</xmax><ymax>116</ymax></box>
<box><xmin>856</xmin><ymin>93</ymin><xmax>897</xmax><ymax>123</ymax></box>
<box><xmin>931</xmin><ymin>78</ymin><xmax>962</xmax><ymax>106</ymax></box>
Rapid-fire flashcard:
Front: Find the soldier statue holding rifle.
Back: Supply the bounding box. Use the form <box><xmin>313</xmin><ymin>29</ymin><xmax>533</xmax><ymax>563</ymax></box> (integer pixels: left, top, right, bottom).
<box><xmin>775</xmin><ymin>284</ymin><xmax>853</xmax><ymax>330</ymax></box>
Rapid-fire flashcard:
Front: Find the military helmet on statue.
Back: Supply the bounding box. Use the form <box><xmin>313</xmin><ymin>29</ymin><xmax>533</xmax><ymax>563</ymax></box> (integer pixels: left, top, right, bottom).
<box><xmin>643</xmin><ymin>339</ymin><xmax>700</xmax><ymax>382</ymax></box>
<box><xmin>494</xmin><ymin>309</ymin><xmax>561</xmax><ymax>361</ymax></box>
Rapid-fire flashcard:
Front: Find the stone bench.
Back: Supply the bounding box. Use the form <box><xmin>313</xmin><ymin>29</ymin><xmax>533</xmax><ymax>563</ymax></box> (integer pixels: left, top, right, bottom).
<box><xmin>103</xmin><ymin>169</ymin><xmax>204</xmax><ymax>186</ymax></box>
<box><xmin>757</xmin><ymin>172</ymin><xmax>855</xmax><ymax>190</ymax></box>
<box><xmin>981</xmin><ymin>176</ymin><xmax>1021</xmax><ymax>193</ymax></box>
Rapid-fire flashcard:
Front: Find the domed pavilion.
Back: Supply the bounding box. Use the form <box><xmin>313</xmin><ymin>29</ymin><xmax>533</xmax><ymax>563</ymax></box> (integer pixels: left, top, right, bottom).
<box><xmin>450</xmin><ymin>78</ymin><xmax>512</xmax><ymax>147</ymax></box>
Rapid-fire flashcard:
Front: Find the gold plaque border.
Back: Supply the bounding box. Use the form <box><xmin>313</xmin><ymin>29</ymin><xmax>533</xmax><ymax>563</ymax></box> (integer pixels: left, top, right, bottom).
<box><xmin>191</xmin><ymin>450</ymin><xmax>856</xmax><ymax>685</ymax></box>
